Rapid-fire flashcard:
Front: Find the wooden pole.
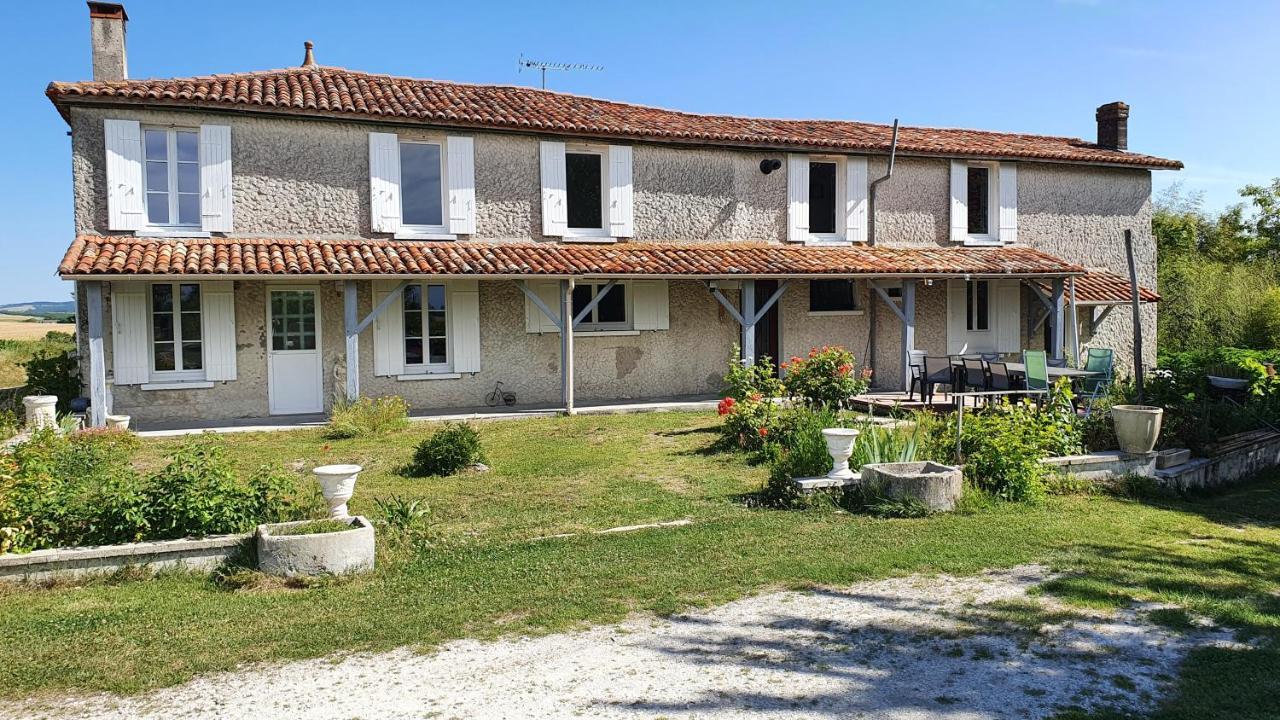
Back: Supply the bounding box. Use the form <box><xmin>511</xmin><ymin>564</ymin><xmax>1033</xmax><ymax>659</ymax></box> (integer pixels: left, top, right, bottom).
<box><xmin>343</xmin><ymin>280</ymin><xmax>360</xmax><ymax>402</ymax></box>
<box><xmin>740</xmin><ymin>280</ymin><xmax>756</xmax><ymax>365</ymax></box>
<box><xmin>85</xmin><ymin>281</ymin><xmax>108</xmax><ymax>428</ymax></box>
<box><xmin>561</xmin><ymin>278</ymin><xmax>575</xmax><ymax>414</ymax></box>
<box><xmin>1124</xmin><ymin>228</ymin><xmax>1144</xmax><ymax>402</ymax></box>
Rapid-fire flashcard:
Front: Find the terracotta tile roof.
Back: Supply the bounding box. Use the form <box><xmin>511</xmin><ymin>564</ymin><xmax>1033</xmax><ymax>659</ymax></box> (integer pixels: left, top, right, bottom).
<box><xmin>59</xmin><ymin>236</ymin><xmax>1084</xmax><ymax>278</ymax></box>
<box><xmin>47</xmin><ymin>67</ymin><xmax>1181</xmax><ymax>169</ymax></box>
<box><xmin>1037</xmin><ymin>271</ymin><xmax>1160</xmax><ymax>304</ymax></box>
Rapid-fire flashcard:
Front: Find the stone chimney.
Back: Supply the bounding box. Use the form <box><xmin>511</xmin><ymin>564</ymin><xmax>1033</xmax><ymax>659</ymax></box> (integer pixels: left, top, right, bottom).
<box><xmin>1096</xmin><ymin>101</ymin><xmax>1129</xmax><ymax>151</ymax></box>
<box><xmin>88</xmin><ymin>2</ymin><xmax>128</xmax><ymax>81</ymax></box>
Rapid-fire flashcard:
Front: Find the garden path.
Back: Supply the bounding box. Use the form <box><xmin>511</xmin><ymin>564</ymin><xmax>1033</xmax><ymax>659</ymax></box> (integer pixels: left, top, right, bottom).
<box><xmin>6</xmin><ymin>565</ymin><xmax>1235</xmax><ymax>720</ymax></box>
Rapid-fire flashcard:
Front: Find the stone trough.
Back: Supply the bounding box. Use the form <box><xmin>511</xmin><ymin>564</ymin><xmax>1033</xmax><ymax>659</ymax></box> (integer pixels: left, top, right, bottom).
<box><xmin>256</xmin><ymin>516</ymin><xmax>375</xmax><ymax>577</ymax></box>
<box><xmin>860</xmin><ymin>461</ymin><xmax>964</xmax><ymax>512</ymax></box>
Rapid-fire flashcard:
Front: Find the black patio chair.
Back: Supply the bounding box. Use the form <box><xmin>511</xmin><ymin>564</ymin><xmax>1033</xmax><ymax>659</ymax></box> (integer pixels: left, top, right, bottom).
<box><xmin>961</xmin><ymin>358</ymin><xmax>988</xmax><ymax>407</ymax></box>
<box><xmin>987</xmin><ymin>361</ymin><xmax>1013</xmax><ymax>406</ymax></box>
<box><xmin>1048</xmin><ymin>357</ymin><xmax>1068</xmax><ymax>368</ymax></box>
<box><xmin>906</xmin><ymin>350</ymin><xmax>927</xmax><ymax>401</ymax></box>
<box><xmin>922</xmin><ymin>356</ymin><xmax>956</xmax><ymax>405</ymax></box>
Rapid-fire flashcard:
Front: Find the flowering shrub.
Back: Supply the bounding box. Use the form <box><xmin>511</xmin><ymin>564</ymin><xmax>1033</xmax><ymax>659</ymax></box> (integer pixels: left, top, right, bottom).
<box><xmin>781</xmin><ymin>346</ymin><xmax>870</xmax><ymax>409</ymax></box>
<box><xmin>717</xmin><ymin>349</ymin><xmax>784</xmax><ymax>451</ymax></box>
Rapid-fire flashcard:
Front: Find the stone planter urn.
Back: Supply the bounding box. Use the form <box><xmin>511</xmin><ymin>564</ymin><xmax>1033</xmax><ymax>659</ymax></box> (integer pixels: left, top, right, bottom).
<box><xmin>1112</xmin><ymin>405</ymin><xmax>1164</xmax><ymax>454</ymax></box>
<box><xmin>821</xmin><ymin>428</ymin><xmax>861</xmax><ymax>481</ymax></box>
<box><xmin>256</xmin><ymin>516</ymin><xmax>375</xmax><ymax>577</ymax></box>
<box><xmin>105</xmin><ymin>414</ymin><xmax>131</xmax><ymax>431</ymax></box>
<box><xmin>312</xmin><ymin>464</ymin><xmax>362</xmax><ymax>518</ymax></box>
<box><xmin>22</xmin><ymin>395</ymin><xmax>57</xmax><ymax>431</ymax></box>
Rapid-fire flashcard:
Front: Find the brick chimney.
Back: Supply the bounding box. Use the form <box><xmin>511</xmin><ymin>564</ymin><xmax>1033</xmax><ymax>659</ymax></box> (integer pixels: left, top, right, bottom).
<box><xmin>1096</xmin><ymin>101</ymin><xmax>1129</xmax><ymax>151</ymax></box>
<box><xmin>88</xmin><ymin>2</ymin><xmax>128</xmax><ymax>81</ymax></box>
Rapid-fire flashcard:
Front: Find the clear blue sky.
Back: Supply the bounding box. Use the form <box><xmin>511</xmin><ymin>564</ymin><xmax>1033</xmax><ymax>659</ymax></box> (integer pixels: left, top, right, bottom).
<box><xmin>1</xmin><ymin>0</ymin><xmax>1276</xmax><ymax>304</ymax></box>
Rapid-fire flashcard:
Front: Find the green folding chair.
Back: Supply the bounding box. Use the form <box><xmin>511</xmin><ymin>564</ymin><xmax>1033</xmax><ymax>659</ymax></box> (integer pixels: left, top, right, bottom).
<box><xmin>1079</xmin><ymin>348</ymin><xmax>1114</xmax><ymax>414</ymax></box>
<box><xmin>1022</xmin><ymin>350</ymin><xmax>1050</xmax><ymax>402</ymax></box>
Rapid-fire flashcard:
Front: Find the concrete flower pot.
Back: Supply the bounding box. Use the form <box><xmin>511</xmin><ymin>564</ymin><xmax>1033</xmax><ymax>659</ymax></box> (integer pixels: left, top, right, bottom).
<box><xmin>256</xmin><ymin>516</ymin><xmax>375</xmax><ymax>577</ymax></box>
<box><xmin>105</xmin><ymin>414</ymin><xmax>131</xmax><ymax>431</ymax></box>
<box><xmin>1112</xmin><ymin>405</ymin><xmax>1164</xmax><ymax>454</ymax></box>
<box><xmin>861</xmin><ymin>461</ymin><xmax>963</xmax><ymax>512</ymax></box>
<box><xmin>821</xmin><ymin>428</ymin><xmax>861</xmax><ymax>481</ymax></box>
<box><xmin>22</xmin><ymin>395</ymin><xmax>57</xmax><ymax>431</ymax></box>
<box><xmin>312</xmin><ymin>464</ymin><xmax>362</xmax><ymax>518</ymax></box>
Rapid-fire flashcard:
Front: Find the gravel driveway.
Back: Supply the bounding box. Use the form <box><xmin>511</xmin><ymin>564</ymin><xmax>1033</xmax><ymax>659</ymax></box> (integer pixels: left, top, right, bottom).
<box><xmin>6</xmin><ymin>565</ymin><xmax>1233</xmax><ymax>720</ymax></box>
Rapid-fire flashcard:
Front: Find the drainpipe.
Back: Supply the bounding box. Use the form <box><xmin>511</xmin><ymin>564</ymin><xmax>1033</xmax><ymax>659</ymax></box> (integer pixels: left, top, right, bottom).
<box><xmin>867</xmin><ymin>119</ymin><xmax>900</xmax><ymax>247</ymax></box>
<box><xmin>865</xmin><ymin>119</ymin><xmax>899</xmax><ymax>385</ymax></box>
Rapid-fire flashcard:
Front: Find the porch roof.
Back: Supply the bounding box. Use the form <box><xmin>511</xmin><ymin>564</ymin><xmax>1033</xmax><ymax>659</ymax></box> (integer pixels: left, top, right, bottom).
<box><xmin>1035</xmin><ymin>271</ymin><xmax>1160</xmax><ymax>305</ymax></box>
<box><xmin>58</xmin><ymin>235</ymin><xmax>1086</xmax><ymax>280</ymax></box>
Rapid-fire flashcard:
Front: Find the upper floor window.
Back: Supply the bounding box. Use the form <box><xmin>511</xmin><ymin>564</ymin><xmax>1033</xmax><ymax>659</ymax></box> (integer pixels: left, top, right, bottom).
<box><xmin>150</xmin><ymin>282</ymin><xmax>203</xmax><ymax>375</ymax></box>
<box><xmin>400</xmin><ymin>141</ymin><xmax>447</xmax><ymax>232</ymax></box>
<box><xmin>144</xmin><ymin>128</ymin><xmax>201</xmax><ymax>228</ymax></box>
<box><xmin>951</xmin><ymin>160</ymin><xmax>1013</xmax><ymax>246</ymax></box>
<box><xmin>965</xmin><ymin>280</ymin><xmax>990</xmax><ymax>332</ymax></box>
<box><xmin>566</xmin><ymin>148</ymin><xmax>607</xmax><ymax>235</ymax></box>
<box><xmin>403</xmin><ymin>283</ymin><xmax>449</xmax><ymax>370</ymax></box>
<box><xmin>808</xmin><ymin>160</ymin><xmax>841</xmax><ymax>236</ymax></box>
<box><xmin>809</xmin><ymin>279</ymin><xmax>857</xmax><ymax>313</ymax></box>
<box><xmin>572</xmin><ymin>282</ymin><xmax>629</xmax><ymax>331</ymax></box>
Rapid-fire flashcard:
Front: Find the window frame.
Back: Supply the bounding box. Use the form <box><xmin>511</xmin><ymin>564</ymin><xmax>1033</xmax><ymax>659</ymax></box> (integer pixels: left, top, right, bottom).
<box><xmin>396</xmin><ymin>137</ymin><xmax>451</xmax><ymax>239</ymax></box>
<box><xmin>965</xmin><ymin>280</ymin><xmax>991</xmax><ymax>333</ymax></box>
<box><xmin>563</xmin><ymin>143</ymin><xmax>611</xmax><ymax>240</ymax></box>
<box><xmin>808</xmin><ymin>279</ymin><xmax>860</xmax><ymax>315</ymax></box>
<box><xmin>142</xmin><ymin>126</ymin><xmax>202</xmax><ymax>231</ymax></box>
<box><xmin>805</xmin><ymin>155</ymin><xmax>847</xmax><ymax>244</ymax></box>
<box><xmin>963</xmin><ymin>161</ymin><xmax>1001</xmax><ymax>246</ymax></box>
<box><xmin>146</xmin><ymin>281</ymin><xmax>206</xmax><ymax>381</ymax></box>
<box><xmin>572</xmin><ymin>281</ymin><xmax>632</xmax><ymax>332</ymax></box>
<box><xmin>401</xmin><ymin>282</ymin><xmax>452</xmax><ymax>374</ymax></box>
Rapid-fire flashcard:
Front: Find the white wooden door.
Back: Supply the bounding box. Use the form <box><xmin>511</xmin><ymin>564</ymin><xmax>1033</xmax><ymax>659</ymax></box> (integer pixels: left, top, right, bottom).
<box><xmin>267</xmin><ymin>288</ymin><xmax>323</xmax><ymax>415</ymax></box>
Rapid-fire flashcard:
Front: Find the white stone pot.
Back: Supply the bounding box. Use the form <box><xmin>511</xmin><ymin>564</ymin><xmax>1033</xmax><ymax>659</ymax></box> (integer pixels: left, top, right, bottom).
<box><xmin>1112</xmin><ymin>405</ymin><xmax>1164</xmax><ymax>454</ymax></box>
<box><xmin>312</xmin><ymin>464</ymin><xmax>362</xmax><ymax>518</ymax></box>
<box><xmin>22</xmin><ymin>395</ymin><xmax>57</xmax><ymax>431</ymax></box>
<box><xmin>821</xmin><ymin>428</ymin><xmax>861</xmax><ymax>481</ymax></box>
<box><xmin>105</xmin><ymin>414</ymin><xmax>131</xmax><ymax>431</ymax></box>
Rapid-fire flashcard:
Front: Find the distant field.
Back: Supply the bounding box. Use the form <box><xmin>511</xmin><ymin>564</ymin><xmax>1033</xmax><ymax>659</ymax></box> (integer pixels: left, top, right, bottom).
<box><xmin>0</xmin><ymin>321</ymin><xmax>76</xmax><ymax>388</ymax></box>
<box><xmin>0</xmin><ymin>317</ymin><xmax>76</xmax><ymax>341</ymax></box>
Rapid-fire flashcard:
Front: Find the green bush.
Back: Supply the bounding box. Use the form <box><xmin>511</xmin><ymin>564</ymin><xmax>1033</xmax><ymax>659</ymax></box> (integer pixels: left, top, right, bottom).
<box><xmin>1158</xmin><ymin>254</ymin><xmax>1278</xmax><ymax>353</ymax></box>
<box><xmin>0</xmin><ymin>431</ymin><xmax>316</xmax><ymax>553</ymax></box>
<box><xmin>326</xmin><ymin>395</ymin><xmax>410</xmax><ymax>439</ymax></box>
<box><xmin>760</xmin><ymin>407</ymin><xmax>839</xmax><ymax>507</ymax></box>
<box><xmin>717</xmin><ymin>349</ymin><xmax>785</xmax><ymax>451</ymax></box>
<box><xmin>22</xmin><ymin>350</ymin><xmax>80</xmax><ymax>413</ymax></box>
<box><xmin>408</xmin><ymin>422</ymin><xmax>485</xmax><ymax>477</ymax></box>
<box><xmin>0</xmin><ymin>410</ymin><xmax>18</xmax><ymax>441</ymax></box>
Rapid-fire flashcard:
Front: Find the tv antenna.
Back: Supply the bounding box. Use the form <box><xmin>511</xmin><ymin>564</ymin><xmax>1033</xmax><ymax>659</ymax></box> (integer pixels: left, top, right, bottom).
<box><xmin>519</xmin><ymin>54</ymin><xmax>604</xmax><ymax>89</ymax></box>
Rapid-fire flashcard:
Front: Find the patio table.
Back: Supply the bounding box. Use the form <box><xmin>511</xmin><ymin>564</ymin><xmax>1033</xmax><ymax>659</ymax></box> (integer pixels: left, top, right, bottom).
<box><xmin>1003</xmin><ymin>363</ymin><xmax>1101</xmax><ymax>379</ymax></box>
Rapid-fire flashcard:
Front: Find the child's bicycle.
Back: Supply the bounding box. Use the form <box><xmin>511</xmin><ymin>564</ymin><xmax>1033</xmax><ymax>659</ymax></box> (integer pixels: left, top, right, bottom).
<box><xmin>485</xmin><ymin>380</ymin><xmax>517</xmax><ymax>407</ymax></box>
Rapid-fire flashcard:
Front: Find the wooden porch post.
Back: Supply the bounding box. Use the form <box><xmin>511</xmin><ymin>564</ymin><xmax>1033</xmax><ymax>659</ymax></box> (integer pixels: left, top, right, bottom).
<box><xmin>343</xmin><ymin>280</ymin><xmax>360</xmax><ymax>402</ymax></box>
<box><xmin>1050</xmin><ymin>278</ymin><xmax>1066</xmax><ymax>361</ymax></box>
<box><xmin>561</xmin><ymin>278</ymin><xmax>575</xmax><ymax>414</ymax></box>
<box><xmin>1068</xmin><ymin>276</ymin><xmax>1080</xmax><ymax>366</ymax></box>
<box><xmin>740</xmin><ymin>280</ymin><xmax>756</xmax><ymax>364</ymax></box>
<box><xmin>85</xmin><ymin>281</ymin><xmax>108</xmax><ymax>428</ymax></box>
<box><xmin>901</xmin><ymin>280</ymin><xmax>916</xmax><ymax>392</ymax></box>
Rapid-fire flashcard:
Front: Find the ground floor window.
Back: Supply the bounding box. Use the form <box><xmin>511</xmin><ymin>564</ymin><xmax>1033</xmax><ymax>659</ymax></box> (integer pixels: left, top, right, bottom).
<box><xmin>572</xmin><ymin>282</ymin><xmax>629</xmax><ymax>331</ymax></box>
<box><xmin>966</xmin><ymin>280</ymin><xmax>990</xmax><ymax>332</ymax></box>
<box><xmin>809</xmin><ymin>279</ymin><xmax>857</xmax><ymax>312</ymax></box>
<box><xmin>150</xmin><ymin>282</ymin><xmax>203</xmax><ymax>375</ymax></box>
<box><xmin>404</xmin><ymin>283</ymin><xmax>449</xmax><ymax>370</ymax></box>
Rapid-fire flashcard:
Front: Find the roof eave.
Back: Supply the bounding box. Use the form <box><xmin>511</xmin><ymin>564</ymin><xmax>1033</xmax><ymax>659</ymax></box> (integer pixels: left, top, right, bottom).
<box><xmin>47</xmin><ymin>94</ymin><xmax>1185</xmax><ymax>171</ymax></box>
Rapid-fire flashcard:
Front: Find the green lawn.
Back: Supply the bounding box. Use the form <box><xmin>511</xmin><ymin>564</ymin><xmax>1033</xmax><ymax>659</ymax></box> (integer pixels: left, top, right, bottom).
<box><xmin>1</xmin><ymin>411</ymin><xmax>1278</xmax><ymax>718</ymax></box>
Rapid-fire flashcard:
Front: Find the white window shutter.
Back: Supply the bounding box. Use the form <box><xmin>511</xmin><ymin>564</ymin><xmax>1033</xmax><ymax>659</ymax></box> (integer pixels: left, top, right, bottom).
<box><xmin>198</xmin><ymin>125</ymin><xmax>233</xmax><ymax>233</ymax></box>
<box><xmin>540</xmin><ymin>141</ymin><xmax>567</xmax><ymax>237</ymax></box>
<box><xmin>524</xmin><ymin>280</ymin><xmax>561</xmax><ymax>333</ymax></box>
<box><xmin>110</xmin><ymin>282</ymin><xmax>149</xmax><ymax>385</ymax></box>
<box><xmin>372</xmin><ymin>280</ymin><xmax>405</xmax><ymax>376</ymax></box>
<box><xmin>632</xmin><ymin>280</ymin><xmax>670</xmax><ymax>331</ymax></box>
<box><xmin>104</xmin><ymin>119</ymin><xmax>144</xmax><ymax>231</ymax></box>
<box><xmin>369</xmin><ymin>133</ymin><xmax>402</xmax><ymax>234</ymax></box>
<box><xmin>446</xmin><ymin>136</ymin><xmax>476</xmax><ymax>235</ymax></box>
<box><xmin>786</xmin><ymin>154</ymin><xmax>809</xmax><ymax>242</ymax></box>
<box><xmin>450</xmin><ymin>280</ymin><xmax>481</xmax><ymax>373</ymax></box>
<box><xmin>995</xmin><ymin>280</ymin><xmax>1022</xmax><ymax>352</ymax></box>
<box><xmin>202</xmin><ymin>281</ymin><xmax>237</xmax><ymax>381</ymax></box>
<box><xmin>949</xmin><ymin>160</ymin><xmax>969</xmax><ymax>243</ymax></box>
<box><xmin>845</xmin><ymin>156</ymin><xmax>868</xmax><ymax>243</ymax></box>
<box><xmin>608</xmin><ymin>145</ymin><xmax>634</xmax><ymax>237</ymax></box>
<box><xmin>946</xmin><ymin>280</ymin><xmax>967</xmax><ymax>355</ymax></box>
<box><xmin>998</xmin><ymin>163</ymin><xmax>1018</xmax><ymax>244</ymax></box>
